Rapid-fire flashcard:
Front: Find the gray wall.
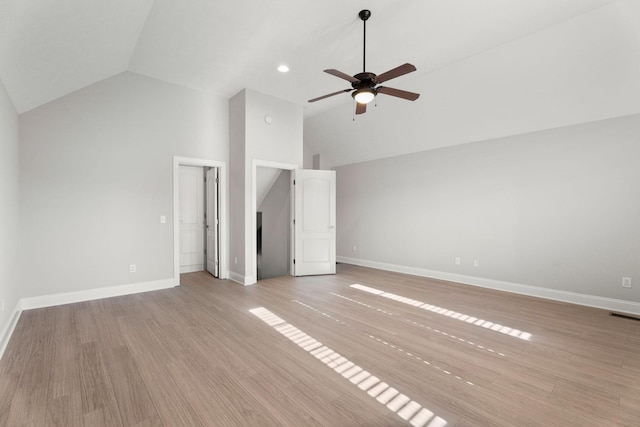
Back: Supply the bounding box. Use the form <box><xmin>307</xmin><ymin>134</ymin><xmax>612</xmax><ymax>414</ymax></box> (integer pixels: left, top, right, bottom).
<box><xmin>19</xmin><ymin>72</ymin><xmax>228</xmax><ymax>298</ymax></box>
<box><xmin>258</xmin><ymin>170</ymin><xmax>290</xmax><ymax>279</ymax></box>
<box><xmin>335</xmin><ymin>114</ymin><xmax>640</xmax><ymax>303</ymax></box>
<box><xmin>0</xmin><ymin>78</ymin><xmax>20</xmax><ymax>337</ymax></box>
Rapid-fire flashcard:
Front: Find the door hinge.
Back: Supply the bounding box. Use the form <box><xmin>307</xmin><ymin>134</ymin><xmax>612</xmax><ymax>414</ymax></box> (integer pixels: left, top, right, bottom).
<box><xmin>293</xmin><ymin>179</ymin><xmax>296</xmax><ymax>185</ymax></box>
<box><xmin>293</xmin><ymin>219</ymin><xmax>295</xmax><ymax>225</ymax></box>
<box><xmin>216</xmin><ymin>178</ymin><xmax>219</xmax><ymax>184</ymax></box>
<box><xmin>293</xmin><ymin>259</ymin><xmax>296</xmax><ymax>264</ymax></box>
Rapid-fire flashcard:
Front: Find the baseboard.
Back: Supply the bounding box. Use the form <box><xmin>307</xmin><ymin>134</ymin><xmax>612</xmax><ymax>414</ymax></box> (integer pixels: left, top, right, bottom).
<box><xmin>337</xmin><ymin>256</ymin><xmax>640</xmax><ymax>316</ymax></box>
<box><xmin>180</xmin><ymin>264</ymin><xmax>204</xmax><ymax>274</ymax></box>
<box><xmin>20</xmin><ymin>278</ymin><xmax>177</xmax><ymax>311</ymax></box>
<box><xmin>228</xmin><ymin>271</ymin><xmax>257</xmax><ymax>286</ymax></box>
<box><xmin>0</xmin><ymin>301</ymin><xmax>23</xmax><ymax>360</ymax></box>
<box><xmin>229</xmin><ymin>271</ymin><xmax>246</xmax><ymax>285</ymax></box>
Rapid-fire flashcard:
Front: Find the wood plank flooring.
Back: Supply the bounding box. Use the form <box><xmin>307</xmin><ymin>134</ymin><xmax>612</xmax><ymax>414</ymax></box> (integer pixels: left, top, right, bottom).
<box><xmin>1</xmin><ymin>263</ymin><xmax>639</xmax><ymax>426</ymax></box>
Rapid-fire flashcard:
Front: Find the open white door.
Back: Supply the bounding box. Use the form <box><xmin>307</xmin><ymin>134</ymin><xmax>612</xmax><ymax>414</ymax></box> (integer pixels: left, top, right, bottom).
<box><xmin>293</xmin><ymin>169</ymin><xmax>336</xmax><ymax>276</ymax></box>
<box><xmin>206</xmin><ymin>168</ymin><xmax>219</xmax><ymax>277</ymax></box>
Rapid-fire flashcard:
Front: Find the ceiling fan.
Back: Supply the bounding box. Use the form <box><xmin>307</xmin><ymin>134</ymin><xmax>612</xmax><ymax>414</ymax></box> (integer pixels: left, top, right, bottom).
<box><xmin>308</xmin><ymin>9</ymin><xmax>420</xmax><ymax>115</ymax></box>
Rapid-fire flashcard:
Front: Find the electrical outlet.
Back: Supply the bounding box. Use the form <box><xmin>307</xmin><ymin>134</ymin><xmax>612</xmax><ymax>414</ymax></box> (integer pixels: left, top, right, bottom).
<box><xmin>474</xmin><ymin>260</ymin><xmax>480</xmax><ymax>267</ymax></box>
<box><xmin>234</xmin><ymin>257</ymin><xmax>238</xmax><ymax>265</ymax></box>
<box><xmin>455</xmin><ymin>257</ymin><xmax>461</xmax><ymax>265</ymax></box>
<box><xmin>129</xmin><ymin>264</ymin><xmax>136</xmax><ymax>273</ymax></box>
<box><xmin>160</xmin><ymin>215</ymin><xmax>166</xmax><ymax>223</ymax></box>
<box><xmin>622</xmin><ymin>277</ymin><xmax>632</xmax><ymax>288</ymax></box>
<box><xmin>352</xmin><ymin>245</ymin><xmax>357</xmax><ymax>252</ymax></box>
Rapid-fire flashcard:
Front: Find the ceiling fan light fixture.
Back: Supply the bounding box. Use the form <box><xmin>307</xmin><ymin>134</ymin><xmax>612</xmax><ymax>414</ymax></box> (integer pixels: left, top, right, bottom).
<box><xmin>307</xmin><ymin>9</ymin><xmax>420</xmax><ymax>113</ymax></box>
<box><xmin>353</xmin><ymin>88</ymin><xmax>375</xmax><ymax>104</ymax></box>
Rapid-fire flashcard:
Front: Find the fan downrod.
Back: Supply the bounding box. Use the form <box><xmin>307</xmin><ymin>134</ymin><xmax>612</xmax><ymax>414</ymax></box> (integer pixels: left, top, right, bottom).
<box><xmin>359</xmin><ymin>10</ymin><xmax>371</xmax><ymax>72</ymax></box>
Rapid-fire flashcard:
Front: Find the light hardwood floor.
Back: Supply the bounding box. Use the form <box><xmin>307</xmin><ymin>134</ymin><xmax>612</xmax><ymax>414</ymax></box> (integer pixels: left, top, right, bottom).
<box><xmin>1</xmin><ymin>264</ymin><xmax>639</xmax><ymax>426</ymax></box>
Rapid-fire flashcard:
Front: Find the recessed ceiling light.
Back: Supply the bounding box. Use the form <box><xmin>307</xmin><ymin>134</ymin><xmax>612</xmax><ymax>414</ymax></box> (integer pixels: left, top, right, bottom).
<box><xmin>277</xmin><ymin>64</ymin><xmax>290</xmax><ymax>73</ymax></box>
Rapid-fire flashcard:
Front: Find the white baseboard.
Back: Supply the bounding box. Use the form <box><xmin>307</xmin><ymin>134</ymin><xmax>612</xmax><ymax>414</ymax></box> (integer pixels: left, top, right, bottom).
<box><xmin>228</xmin><ymin>271</ymin><xmax>256</xmax><ymax>286</ymax></box>
<box><xmin>337</xmin><ymin>256</ymin><xmax>640</xmax><ymax>316</ymax></box>
<box><xmin>180</xmin><ymin>264</ymin><xmax>204</xmax><ymax>274</ymax></box>
<box><xmin>0</xmin><ymin>301</ymin><xmax>23</xmax><ymax>360</ymax></box>
<box><xmin>20</xmin><ymin>278</ymin><xmax>177</xmax><ymax>311</ymax></box>
<box><xmin>228</xmin><ymin>271</ymin><xmax>246</xmax><ymax>285</ymax></box>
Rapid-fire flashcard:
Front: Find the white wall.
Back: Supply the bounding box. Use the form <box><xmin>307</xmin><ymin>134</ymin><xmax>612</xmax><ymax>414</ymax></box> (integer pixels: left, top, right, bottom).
<box><xmin>335</xmin><ymin>114</ymin><xmax>640</xmax><ymax>308</ymax></box>
<box><xmin>19</xmin><ymin>72</ymin><xmax>228</xmax><ymax>298</ymax></box>
<box><xmin>229</xmin><ymin>89</ymin><xmax>302</xmax><ymax>284</ymax></box>
<box><xmin>0</xmin><ymin>77</ymin><xmax>20</xmax><ymax>343</ymax></box>
<box><xmin>304</xmin><ymin>0</ymin><xmax>640</xmax><ymax>169</ymax></box>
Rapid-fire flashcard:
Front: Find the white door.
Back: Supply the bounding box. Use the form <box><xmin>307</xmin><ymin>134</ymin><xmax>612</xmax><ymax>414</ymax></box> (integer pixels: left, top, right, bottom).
<box><xmin>206</xmin><ymin>168</ymin><xmax>219</xmax><ymax>277</ymax></box>
<box><xmin>293</xmin><ymin>169</ymin><xmax>336</xmax><ymax>276</ymax></box>
<box><xmin>179</xmin><ymin>166</ymin><xmax>205</xmax><ymax>273</ymax></box>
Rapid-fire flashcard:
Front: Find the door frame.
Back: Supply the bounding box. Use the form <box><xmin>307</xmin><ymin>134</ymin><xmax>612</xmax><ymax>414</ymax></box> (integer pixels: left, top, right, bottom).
<box><xmin>250</xmin><ymin>159</ymin><xmax>297</xmax><ymax>285</ymax></box>
<box><xmin>173</xmin><ymin>156</ymin><xmax>228</xmax><ymax>283</ymax></box>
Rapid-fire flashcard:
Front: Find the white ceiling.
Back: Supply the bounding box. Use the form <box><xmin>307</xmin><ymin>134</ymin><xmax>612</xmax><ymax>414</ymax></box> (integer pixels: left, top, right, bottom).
<box><xmin>0</xmin><ymin>0</ymin><xmax>619</xmax><ymax>115</ymax></box>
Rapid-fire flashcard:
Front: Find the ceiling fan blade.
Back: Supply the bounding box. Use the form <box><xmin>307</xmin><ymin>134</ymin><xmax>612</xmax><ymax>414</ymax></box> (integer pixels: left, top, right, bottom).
<box><xmin>324</xmin><ymin>69</ymin><xmax>361</xmax><ymax>83</ymax></box>
<box><xmin>375</xmin><ymin>63</ymin><xmax>417</xmax><ymax>84</ymax></box>
<box><xmin>377</xmin><ymin>86</ymin><xmax>420</xmax><ymax>101</ymax></box>
<box><xmin>355</xmin><ymin>102</ymin><xmax>367</xmax><ymax>115</ymax></box>
<box><xmin>308</xmin><ymin>89</ymin><xmax>352</xmax><ymax>103</ymax></box>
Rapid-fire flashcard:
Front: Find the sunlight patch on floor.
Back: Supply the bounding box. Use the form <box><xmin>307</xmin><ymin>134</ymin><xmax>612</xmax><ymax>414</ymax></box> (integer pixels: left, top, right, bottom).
<box><xmin>350</xmin><ymin>284</ymin><xmax>532</xmax><ymax>341</ymax></box>
<box><xmin>331</xmin><ymin>292</ymin><xmax>508</xmax><ymax>357</ymax></box>
<box><xmin>249</xmin><ymin>307</ymin><xmax>448</xmax><ymax>427</ymax></box>
<box><xmin>292</xmin><ymin>298</ymin><xmax>482</xmax><ymax>384</ymax></box>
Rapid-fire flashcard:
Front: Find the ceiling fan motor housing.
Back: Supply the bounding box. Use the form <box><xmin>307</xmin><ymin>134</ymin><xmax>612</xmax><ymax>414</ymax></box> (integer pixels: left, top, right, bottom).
<box><xmin>352</xmin><ymin>72</ymin><xmax>377</xmax><ymax>89</ymax></box>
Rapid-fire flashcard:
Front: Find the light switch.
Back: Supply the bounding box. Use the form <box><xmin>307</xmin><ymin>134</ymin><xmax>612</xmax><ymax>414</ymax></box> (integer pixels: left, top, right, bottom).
<box><xmin>160</xmin><ymin>215</ymin><xmax>166</xmax><ymax>223</ymax></box>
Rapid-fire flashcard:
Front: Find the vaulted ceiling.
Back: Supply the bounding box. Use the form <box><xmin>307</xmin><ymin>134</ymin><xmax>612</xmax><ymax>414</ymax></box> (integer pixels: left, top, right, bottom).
<box><xmin>0</xmin><ymin>0</ymin><xmax>619</xmax><ymax>115</ymax></box>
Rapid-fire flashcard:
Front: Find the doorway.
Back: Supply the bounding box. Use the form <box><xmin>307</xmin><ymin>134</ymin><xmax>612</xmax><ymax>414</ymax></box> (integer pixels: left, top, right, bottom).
<box><xmin>256</xmin><ymin>167</ymin><xmax>291</xmax><ymax>280</ymax></box>
<box><xmin>250</xmin><ymin>161</ymin><xmax>336</xmax><ymax>282</ymax></box>
<box><xmin>250</xmin><ymin>160</ymin><xmax>297</xmax><ymax>284</ymax></box>
<box><xmin>177</xmin><ymin>165</ymin><xmax>219</xmax><ymax>276</ymax></box>
<box><xmin>173</xmin><ymin>156</ymin><xmax>228</xmax><ymax>284</ymax></box>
